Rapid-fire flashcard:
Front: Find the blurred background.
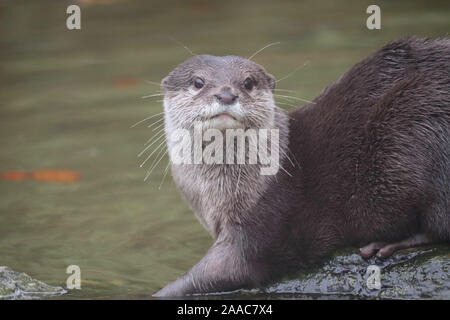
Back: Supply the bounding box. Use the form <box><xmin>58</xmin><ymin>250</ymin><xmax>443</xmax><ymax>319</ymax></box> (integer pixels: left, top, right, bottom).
<box><xmin>0</xmin><ymin>0</ymin><xmax>449</xmax><ymax>299</ymax></box>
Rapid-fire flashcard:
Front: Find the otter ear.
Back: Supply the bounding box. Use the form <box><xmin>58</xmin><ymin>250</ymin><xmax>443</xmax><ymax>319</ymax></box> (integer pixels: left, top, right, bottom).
<box><xmin>266</xmin><ymin>73</ymin><xmax>276</xmax><ymax>92</ymax></box>
<box><xmin>161</xmin><ymin>76</ymin><xmax>170</xmax><ymax>92</ymax></box>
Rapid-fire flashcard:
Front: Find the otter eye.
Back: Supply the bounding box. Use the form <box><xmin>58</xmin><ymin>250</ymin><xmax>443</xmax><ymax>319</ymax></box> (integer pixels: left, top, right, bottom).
<box><xmin>244</xmin><ymin>77</ymin><xmax>254</xmax><ymax>91</ymax></box>
<box><xmin>193</xmin><ymin>77</ymin><xmax>205</xmax><ymax>89</ymax></box>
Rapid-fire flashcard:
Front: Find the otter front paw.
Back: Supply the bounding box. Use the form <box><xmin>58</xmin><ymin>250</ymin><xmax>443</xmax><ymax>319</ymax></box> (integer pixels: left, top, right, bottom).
<box><xmin>153</xmin><ymin>277</ymin><xmax>193</xmax><ymax>297</ymax></box>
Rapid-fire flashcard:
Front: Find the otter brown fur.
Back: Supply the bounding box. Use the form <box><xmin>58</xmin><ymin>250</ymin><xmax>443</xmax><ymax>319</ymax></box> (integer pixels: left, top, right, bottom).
<box><xmin>154</xmin><ymin>37</ymin><xmax>450</xmax><ymax>296</ymax></box>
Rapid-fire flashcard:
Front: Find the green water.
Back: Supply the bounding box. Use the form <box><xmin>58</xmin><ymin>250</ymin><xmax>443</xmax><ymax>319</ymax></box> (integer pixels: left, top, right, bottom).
<box><xmin>0</xmin><ymin>0</ymin><xmax>449</xmax><ymax>299</ymax></box>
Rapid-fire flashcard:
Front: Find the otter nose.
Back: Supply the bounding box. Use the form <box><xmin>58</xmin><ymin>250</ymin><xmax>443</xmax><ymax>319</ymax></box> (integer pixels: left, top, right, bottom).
<box><xmin>214</xmin><ymin>91</ymin><xmax>238</xmax><ymax>105</ymax></box>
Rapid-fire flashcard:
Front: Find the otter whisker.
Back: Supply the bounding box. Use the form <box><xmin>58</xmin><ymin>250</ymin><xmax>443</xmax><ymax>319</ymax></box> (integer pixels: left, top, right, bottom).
<box><xmin>140</xmin><ymin>139</ymin><xmax>167</xmax><ymax>167</ymax></box>
<box><xmin>147</xmin><ymin>143</ymin><xmax>167</xmax><ymax>171</ymax></box>
<box><xmin>144</xmin><ymin>127</ymin><xmax>166</xmax><ymax>146</ymax></box>
<box><xmin>280</xmin><ymin>148</ymin><xmax>296</xmax><ymax>168</ymax></box>
<box><xmin>279</xmin><ymin>164</ymin><xmax>293</xmax><ymax>177</ymax></box>
<box><xmin>158</xmin><ymin>162</ymin><xmax>171</xmax><ymax>190</ymax></box>
<box><xmin>152</xmin><ymin>121</ymin><xmax>166</xmax><ymax>132</ymax></box>
<box><xmin>145</xmin><ymin>80</ymin><xmax>163</xmax><ymax>87</ymax></box>
<box><xmin>248</xmin><ymin>42</ymin><xmax>281</xmax><ymax>60</ymax></box>
<box><xmin>276</xmin><ymin>101</ymin><xmax>298</xmax><ymax>109</ymax></box>
<box><xmin>274</xmin><ymin>89</ymin><xmax>295</xmax><ymax>93</ymax></box>
<box><xmin>275</xmin><ymin>61</ymin><xmax>310</xmax><ymax>83</ymax></box>
<box><xmin>274</xmin><ymin>94</ymin><xmax>315</xmax><ymax>104</ymax></box>
<box><xmin>141</xmin><ymin>93</ymin><xmax>165</xmax><ymax>99</ymax></box>
<box><xmin>147</xmin><ymin>117</ymin><xmax>165</xmax><ymax>129</ymax></box>
<box><xmin>130</xmin><ymin>112</ymin><xmax>164</xmax><ymax>128</ymax></box>
<box><xmin>138</xmin><ymin>133</ymin><xmax>166</xmax><ymax>158</ymax></box>
<box><xmin>145</xmin><ymin>80</ymin><xmax>178</xmax><ymax>89</ymax></box>
<box><xmin>286</xmin><ymin>146</ymin><xmax>301</xmax><ymax>168</ymax></box>
<box><xmin>235</xmin><ymin>166</ymin><xmax>242</xmax><ymax>194</ymax></box>
<box><xmin>145</xmin><ymin>150</ymin><xmax>168</xmax><ymax>181</ymax></box>
<box><xmin>168</xmin><ymin>36</ymin><xmax>196</xmax><ymax>56</ymax></box>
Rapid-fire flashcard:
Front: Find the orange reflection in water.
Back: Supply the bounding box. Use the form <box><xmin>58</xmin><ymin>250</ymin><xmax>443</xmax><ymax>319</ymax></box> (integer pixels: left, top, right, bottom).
<box><xmin>1</xmin><ymin>170</ymin><xmax>81</xmax><ymax>183</ymax></box>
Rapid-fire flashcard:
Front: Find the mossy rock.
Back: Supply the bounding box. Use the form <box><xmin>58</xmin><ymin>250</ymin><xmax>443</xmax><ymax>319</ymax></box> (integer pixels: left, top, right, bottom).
<box><xmin>0</xmin><ymin>266</ymin><xmax>67</xmax><ymax>299</ymax></box>
<box><xmin>263</xmin><ymin>245</ymin><xmax>450</xmax><ymax>299</ymax></box>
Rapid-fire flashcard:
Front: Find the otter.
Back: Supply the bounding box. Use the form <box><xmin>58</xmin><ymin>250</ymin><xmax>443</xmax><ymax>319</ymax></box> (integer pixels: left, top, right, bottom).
<box><xmin>154</xmin><ymin>38</ymin><xmax>450</xmax><ymax>297</ymax></box>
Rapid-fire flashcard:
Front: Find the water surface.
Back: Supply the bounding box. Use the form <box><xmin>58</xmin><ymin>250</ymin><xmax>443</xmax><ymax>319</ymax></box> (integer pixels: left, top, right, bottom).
<box><xmin>0</xmin><ymin>0</ymin><xmax>449</xmax><ymax>299</ymax></box>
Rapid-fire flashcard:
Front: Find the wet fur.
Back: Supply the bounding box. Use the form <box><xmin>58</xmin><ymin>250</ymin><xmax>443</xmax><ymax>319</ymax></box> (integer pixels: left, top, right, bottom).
<box><xmin>155</xmin><ymin>38</ymin><xmax>450</xmax><ymax>296</ymax></box>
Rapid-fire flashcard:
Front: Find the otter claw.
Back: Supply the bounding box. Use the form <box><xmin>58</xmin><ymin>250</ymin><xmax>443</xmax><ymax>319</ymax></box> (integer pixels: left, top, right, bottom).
<box><xmin>360</xmin><ymin>242</ymin><xmax>386</xmax><ymax>259</ymax></box>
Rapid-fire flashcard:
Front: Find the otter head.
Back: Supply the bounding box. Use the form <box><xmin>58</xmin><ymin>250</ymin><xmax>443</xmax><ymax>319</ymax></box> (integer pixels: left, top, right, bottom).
<box><xmin>161</xmin><ymin>55</ymin><xmax>276</xmax><ymax>132</ymax></box>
